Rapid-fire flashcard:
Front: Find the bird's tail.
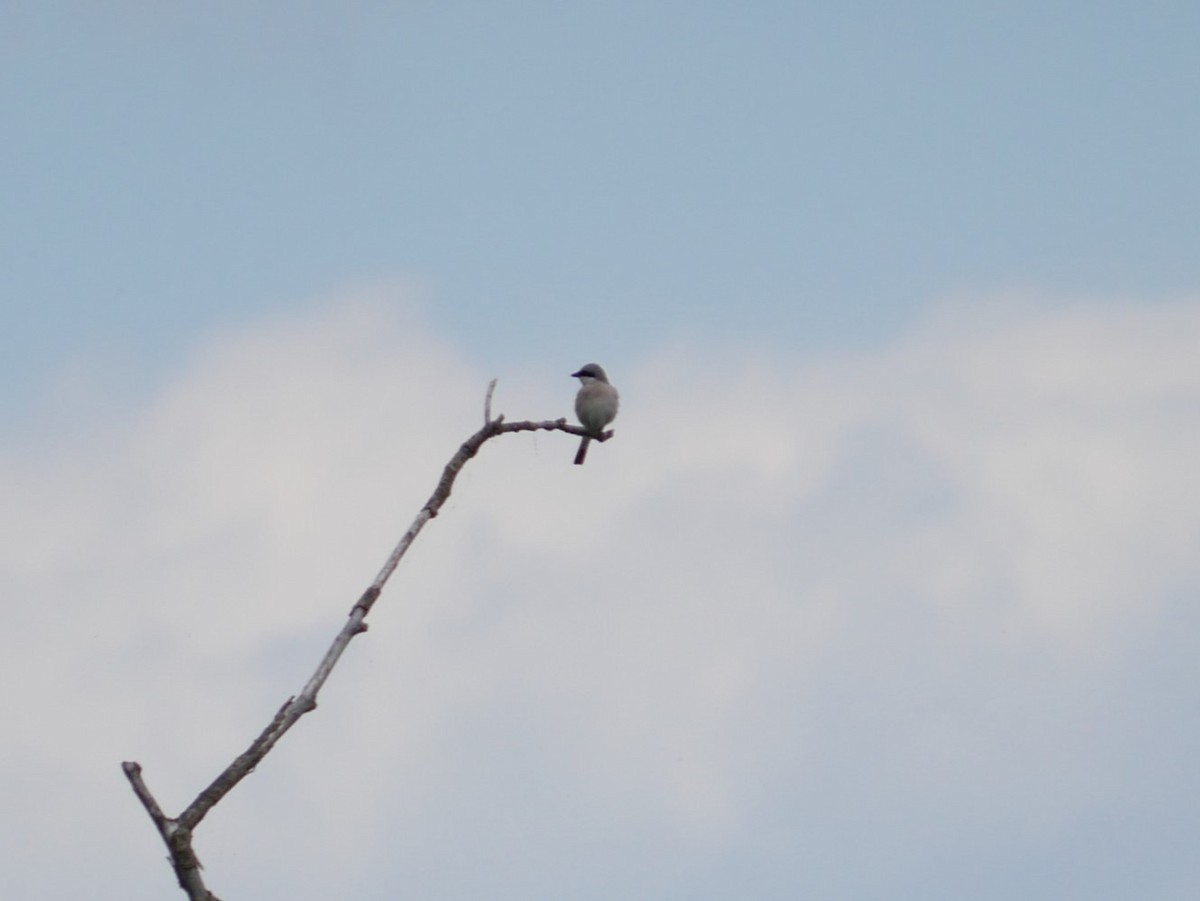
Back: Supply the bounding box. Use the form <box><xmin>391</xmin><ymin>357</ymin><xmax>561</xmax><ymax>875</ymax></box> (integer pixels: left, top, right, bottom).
<box><xmin>574</xmin><ymin>436</ymin><xmax>590</xmax><ymax>465</ymax></box>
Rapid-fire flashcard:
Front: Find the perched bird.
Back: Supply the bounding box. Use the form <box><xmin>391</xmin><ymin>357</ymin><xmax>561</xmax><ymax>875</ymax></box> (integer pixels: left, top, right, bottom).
<box><xmin>571</xmin><ymin>363</ymin><xmax>619</xmax><ymax>465</ymax></box>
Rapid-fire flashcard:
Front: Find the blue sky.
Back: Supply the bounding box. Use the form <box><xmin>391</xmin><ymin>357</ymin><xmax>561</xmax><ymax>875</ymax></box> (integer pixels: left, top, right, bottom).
<box><xmin>3</xmin><ymin>4</ymin><xmax>1200</xmax><ymax>900</ymax></box>
<box><xmin>6</xmin><ymin>2</ymin><xmax>1199</xmax><ymax>417</ymax></box>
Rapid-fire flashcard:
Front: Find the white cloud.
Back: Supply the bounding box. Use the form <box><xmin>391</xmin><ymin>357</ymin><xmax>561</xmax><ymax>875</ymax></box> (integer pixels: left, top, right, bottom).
<box><xmin>2</xmin><ymin>290</ymin><xmax>1198</xmax><ymax>899</ymax></box>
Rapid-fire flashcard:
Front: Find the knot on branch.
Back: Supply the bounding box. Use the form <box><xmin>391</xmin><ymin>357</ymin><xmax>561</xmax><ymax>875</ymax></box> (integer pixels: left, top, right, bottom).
<box><xmin>353</xmin><ymin>585</ymin><xmax>381</xmax><ymax>615</ymax></box>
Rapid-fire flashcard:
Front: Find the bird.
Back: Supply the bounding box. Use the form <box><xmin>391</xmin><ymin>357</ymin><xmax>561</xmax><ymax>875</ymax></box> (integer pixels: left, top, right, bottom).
<box><xmin>571</xmin><ymin>363</ymin><xmax>619</xmax><ymax>465</ymax></box>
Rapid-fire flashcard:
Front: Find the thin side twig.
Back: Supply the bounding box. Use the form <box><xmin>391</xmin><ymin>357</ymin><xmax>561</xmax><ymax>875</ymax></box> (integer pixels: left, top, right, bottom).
<box><xmin>483</xmin><ymin>377</ymin><xmax>497</xmax><ymax>424</ymax></box>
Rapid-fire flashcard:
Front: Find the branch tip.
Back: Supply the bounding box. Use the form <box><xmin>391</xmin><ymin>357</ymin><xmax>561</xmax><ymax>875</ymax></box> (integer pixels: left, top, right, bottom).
<box><xmin>483</xmin><ymin>378</ymin><xmax>498</xmax><ymax>423</ymax></box>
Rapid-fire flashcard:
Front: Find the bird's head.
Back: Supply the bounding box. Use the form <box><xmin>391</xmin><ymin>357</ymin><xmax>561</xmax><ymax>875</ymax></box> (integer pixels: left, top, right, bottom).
<box><xmin>571</xmin><ymin>363</ymin><xmax>609</xmax><ymax>383</ymax></box>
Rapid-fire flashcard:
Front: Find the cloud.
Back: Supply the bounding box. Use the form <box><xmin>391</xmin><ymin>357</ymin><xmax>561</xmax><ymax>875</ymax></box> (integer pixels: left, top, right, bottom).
<box><xmin>2</xmin><ymin>289</ymin><xmax>1198</xmax><ymax>899</ymax></box>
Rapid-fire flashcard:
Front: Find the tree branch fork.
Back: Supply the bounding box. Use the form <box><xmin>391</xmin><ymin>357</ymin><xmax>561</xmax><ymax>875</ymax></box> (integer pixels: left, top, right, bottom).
<box><xmin>121</xmin><ymin>382</ymin><xmax>613</xmax><ymax>899</ymax></box>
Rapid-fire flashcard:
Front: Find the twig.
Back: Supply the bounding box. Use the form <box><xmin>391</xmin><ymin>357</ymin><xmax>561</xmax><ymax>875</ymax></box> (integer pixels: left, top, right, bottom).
<box><xmin>483</xmin><ymin>378</ymin><xmax>497</xmax><ymax>424</ymax></box>
<box><xmin>123</xmin><ymin>381</ymin><xmax>613</xmax><ymax>897</ymax></box>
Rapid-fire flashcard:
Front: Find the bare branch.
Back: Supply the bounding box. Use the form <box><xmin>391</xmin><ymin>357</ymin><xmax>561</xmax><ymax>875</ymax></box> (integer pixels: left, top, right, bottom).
<box><xmin>122</xmin><ymin>761</ymin><xmax>171</xmax><ymax>835</ymax></box>
<box><xmin>124</xmin><ymin>382</ymin><xmax>613</xmax><ymax>896</ymax></box>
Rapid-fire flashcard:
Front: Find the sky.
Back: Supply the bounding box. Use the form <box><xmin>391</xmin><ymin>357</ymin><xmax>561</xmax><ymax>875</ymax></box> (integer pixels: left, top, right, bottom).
<box><xmin>2</xmin><ymin>3</ymin><xmax>1200</xmax><ymax>899</ymax></box>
